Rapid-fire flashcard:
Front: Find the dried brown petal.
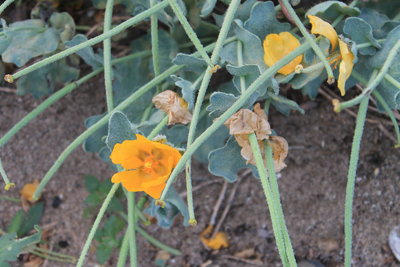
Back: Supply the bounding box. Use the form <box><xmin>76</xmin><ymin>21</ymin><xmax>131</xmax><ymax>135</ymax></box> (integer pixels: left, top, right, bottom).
<box><xmin>270</xmin><ymin>136</ymin><xmax>288</xmax><ymax>172</ymax></box>
<box><xmin>152</xmin><ymin>90</ymin><xmax>192</xmax><ymax>125</ymax></box>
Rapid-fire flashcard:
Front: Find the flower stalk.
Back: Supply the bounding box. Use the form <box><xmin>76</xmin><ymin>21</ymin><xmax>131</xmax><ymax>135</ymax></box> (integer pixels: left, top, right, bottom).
<box><xmin>103</xmin><ymin>0</ymin><xmax>115</xmax><ymax>112</ymax></box>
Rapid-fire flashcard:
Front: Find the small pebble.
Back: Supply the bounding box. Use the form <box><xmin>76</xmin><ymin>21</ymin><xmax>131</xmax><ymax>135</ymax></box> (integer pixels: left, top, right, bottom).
<box><xmin>52</xmin><ymin>196</ymin><xmax>62</xmax><ymax>208</ymax></box>
<box><xmin>58</xmin><ymin>240</ymin><xmax>69</xmax><ymax>248</ymax></box>
<box><xmin>389</xmin><ymin>225</ymin><xmax>400</xmax><ymax>261</ymax></box>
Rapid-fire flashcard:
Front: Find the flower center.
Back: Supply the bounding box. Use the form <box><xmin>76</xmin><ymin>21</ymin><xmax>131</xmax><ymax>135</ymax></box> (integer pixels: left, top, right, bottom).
<box><xmin>142</xmin><ymin>156</ymin><xmax>158</xmax><ymax>173</ymax></box>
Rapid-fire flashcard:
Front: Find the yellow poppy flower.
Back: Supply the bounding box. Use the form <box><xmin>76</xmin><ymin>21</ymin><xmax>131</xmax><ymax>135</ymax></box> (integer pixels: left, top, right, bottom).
<box><xmin>263</xmin><ymin>32</ymin><xmax>303</xmax><ymax>75</ymax></box>
<box><xmin>308</xmin><ymin>15</ymin><xmax>338</xmax><ymax>51</ymax></box>
<box><xmin>110</xmin><ymin>134</ymin><xmax>181</xmax><ymax>199</ymax></box>
<box><xmin>338</xmin><ymin>39</ymin><xmax>355</xmax><ymax>96</ymax></box>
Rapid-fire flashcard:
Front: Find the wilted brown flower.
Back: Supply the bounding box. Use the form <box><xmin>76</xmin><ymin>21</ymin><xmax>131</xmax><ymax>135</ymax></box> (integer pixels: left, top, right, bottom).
<box><xmin>152</xmin><ymin>90</ymin><xmax>192</xmax><ymax>125</ymax></box>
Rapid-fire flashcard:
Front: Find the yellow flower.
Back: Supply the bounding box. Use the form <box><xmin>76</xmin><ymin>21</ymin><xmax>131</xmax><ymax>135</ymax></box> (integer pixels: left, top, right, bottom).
<box><xmin>337</xmin><ymin>39</ymin><xmax>355</xmax><ymax>96</ymax></box>
<box><xmin>308</xmin><ymin>15</ymin><xmax>338</xmax><ymax>51</ymax></box>
<box><xmin>263</xmin><ymin>32</ymin><xmax>303</xmax><ymax>75</ymax></box>
<box><xmin>110</xmin><ymin>134</ymin><xmax>181</xmax><ymax>199</ymax></box>
<box><xmin>308</xmin><ymin>15</ymin><xmax>355</xmax><ymax>96</ymax></box>
<box><xmin>20</xmin><ymin>180</ymin><xmax>39</xmax><ymax>203</ymax></box>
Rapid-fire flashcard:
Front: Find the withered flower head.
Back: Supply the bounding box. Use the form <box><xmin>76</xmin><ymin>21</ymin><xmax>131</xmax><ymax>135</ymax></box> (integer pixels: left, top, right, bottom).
<box><xmin>152</xmin><ymin>90</ymin><xmax>192</xmax><ymax>125</ymax></box>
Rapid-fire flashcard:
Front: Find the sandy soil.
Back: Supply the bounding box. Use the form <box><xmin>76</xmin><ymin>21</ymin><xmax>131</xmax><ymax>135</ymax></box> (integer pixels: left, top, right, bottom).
<box><xmin>1</xmin><ymin>80</ymin><xmax>399</xmax><ymax>267</ymax></box>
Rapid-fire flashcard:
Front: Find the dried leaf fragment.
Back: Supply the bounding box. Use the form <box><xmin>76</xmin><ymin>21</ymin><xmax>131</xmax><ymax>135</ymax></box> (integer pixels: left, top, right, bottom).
<box><xmin>269</xmin><ymin>136</ymin><xmax>289</xmax><ymax>172</ymax></box>
<box><xmin>20</xmin><ymin>180</ymin><xmax>40</xmax><ymax>203</ymax></box>
<box><xmin>200</xmin><ymin>225</ymin><xmax>229</xmax><ymax>250</ymax></box>
<box><xmin>224</xmin><ymin>104</ymin><xmax>271</xmax><ymax>164</ymax></box>
<box><xmin>152</xmin><ymin>90</ymin><xmax>192</xmax><ymax>125</ymax></box>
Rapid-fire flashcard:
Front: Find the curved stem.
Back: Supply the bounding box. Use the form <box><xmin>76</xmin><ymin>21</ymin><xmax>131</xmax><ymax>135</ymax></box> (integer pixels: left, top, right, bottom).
<box><xmin>160</xmin><ymin>42</ymin><xmax>311</xmax><ymax>201</ymax></box>
<box><xmin>116</xmin><ymin>231</ymin><xmax>130</xmax><ymax>267</ymax></box>
<box><xmin>148</xmin><ymin>116</ymin><xmax>168</xmax><ymax>139</ymax></box>
<box><xmin>248</xmin><ymin>134</ymin><xmax>288</xmax><ymax>267</ymax></box>
<box><xmin>0</xmin><ymin>51</ymin><xmax>150</xmax><ymax>148</ymax></box>
<box><xmin>9</xmin><ymin>1</ymin><xmax>169</xmax><ymax>81</ymax></box>
<box><xmin>103</xmin><ymin>0</ymin><xmax>115</xmax><ymax>112</ymax></box>
<box><xmin>0</xmin><ymin>0</ymin><xmax>14</xmax><ymax>15</ymax></box>
<box><xmin>0</xmin><ymin>158</ymin><xmax>13</xmax><ymax>189</ymax></box>
<box><xmin>280</xmin><ymin>0</ymin><xmax>334</xmax><ymax>82</ymax></box>
<box><xmin>75</xmin><ymin>183</ymin><xmax>120</xmax><ymax>267</ymax></box>
<box><xmin>167</xmin><ymin>0</ymin><xmax>213</xmax><ymax>67</ymax></box>
<box><xmin>127</xmin><ymin>191</ymin><xmax>137</xmax><ymax>267</ymax></box>
<box><xmin>136</xmin><ymin>227</ymin><xmax>181</xmax><ymax>256</ymax></box>
<box><xmin>338</xmin><ymin>40</ymin><xmax>400</xmax><ymax>111</ymax></box>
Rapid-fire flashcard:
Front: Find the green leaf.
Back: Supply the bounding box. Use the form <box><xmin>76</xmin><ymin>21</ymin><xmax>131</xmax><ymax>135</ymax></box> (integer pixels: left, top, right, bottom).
<box><xmin>0</xmin><ymin>227</ymin><xmax>41</xmax><ymax>265</ymax></box>
<box><xmin>144</xmin><ymin>187</ymin><xmax>189</xmax><ymax>228</ymax></box>
<box><xmin>244</xmin><ymin>1</ymin><xmax>291</xmax><ymax>40</ymax></box>
<box><xmin>1</xmin><ymin>20</ymin><xmax>59</xmax><ymax>67</ymax></box>
<box><xmin>106</xmin><ymin>111</ymin><xmax>136</xmax><ymax>151</ymax></box>
<box><xmin>7</xmin><ymin>210</ymin><xmax>24</xmax><ymax>234</ymax></box>
<box><xmin>208</xmin><ymin>137</ymin><xmax>258</xmax><ymax>182</ymax></box>
<box><xmin>83</xmin><ymin>114</ymin><xmax>108</xmax><ymax>154</ymax></box>
<box><xmin>18</xmin><ymin>202</ymin><xmax>44</xmax><ymax>237</ymax></box>
<box><xmin>84</xmin><ymin>175</ymin><xmax>101</xmax><ymax>193</ymax></box>
<box><xmin>49</xmin><ymin>12</ymin><xmax>76</xmax><ymax>42</ymax></box>
<box><xmin>15</xmin><ymin>58</ymin><xmax>79</xmax><ymax>98</ymax></box>
<box><xmin>200</xmin><ymin>0</ymin><xmax>217</xmax><ymax>17</ymax></box>
<box><xmin>172</xmin><ymin>53</ymin><xmax>207</xmax><ymax>73</ymax></box>
<box><xmin>65</xmin><ymin>34</ymin><xmax>103</xmax><ymax>69</ymax></box>
<box><xmin>268</xmin><ymin>93</ymin><xmax>305</xmax><ymax>116</ymax></box>
<box><xmin>171</xmin><ymin>75</ymin><xmax>196</xmax><ymax>109</ymax></box>
<box><xmin>370</xmin><ymin>25</ymin><xmax>400</xmax><ymax>69</ymax></box>
<box><xmin>343</xmin><ymin>17</ymin><xmax>381</xmax><ymax>55</ymax></box>
<box><xmin>207</xmin><ymin>92</ymin><xmax>238</xmax><ymax>118</ymax></box>
<box><xmin>221</xmin><ymin>21</ymin><xmax>266</xmax><ymax>72</ymax></box>
<box><xmin>306</xmin><ymin>1</ymin><xmax>360</xmax><ymax>22</ymax></box>
<box><xmin>96</xmin><ymin>245</ymin><xmax>113</xmax><ymax>264</ymax></box>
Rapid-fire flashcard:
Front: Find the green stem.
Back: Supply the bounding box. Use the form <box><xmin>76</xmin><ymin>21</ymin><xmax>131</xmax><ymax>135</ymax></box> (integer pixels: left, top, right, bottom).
<box><xmin>150</xmin><ymin>0</ymin><xmax>160</xmax><ymax>84</ymax></box>
<box><xmin>343</xmin><ymin>70</ymin><xmax>378</xmax><ymax>267</ymax></box>
<box><xmin>356</xmin><ymin>39</ymin><xmax>385</xmax><ymax>49</ymax></box>
<box><xmin>331</xmin><ymin>0</ymin><xmax>359</xmax><ymax>27</ymax></box>
<box><xmin>32</xmin><ymin>38</ymin><xmax>236</xmax><ymax>200</ymax></box>
<box><xmin>0</xmin><ymin>195</ymin><xmax>20</xmax><ymax>202</ymax></box>
<box><xmin>0</xmin><ymin>51</ymin><xmax>150</xmax><ymax>148</ymax></box>
<box><xmin>33</xmin><ymin>246</ymin><xmax>76</xmax><ymax>261</ymax></box>
<box><xmin>103</xmin><ymin>0</ymin><xmax>115</xmax><ymax>112</ymax></box>
<box><xmin>182</xmin><ymin>0</ymin><xmax>241</xmax><ymax>223</ymax></box>
<box><xmin>265</xmin><ymin>143</ymin><xmax>297</xmax><ymax>266</ymax></box>
<box><xmin>160</xmin><ymin>41</ymin><xmax>310</xmax><ymax>200</ymax></box>
<box><xmin>0</xmin><ymin>158</ymin><xmax>13</xmax><ymax>189</ymax></box>
<box><xmin>76</xmin><ymin>183</ymin><xmax>120</xmax><ymax>267</ymax></box>
<box><xmin>248</xmin><ymin>134</ymin><xmax>289</xmax><ymax>267</ymax></box>
<box><xmin>9</xmin><ymin>0</ymin><xmax>169</xmax><ymax>81</ymax></box>
<box><xmin>136</xmin><ymin>226</ymin><xmax>181</xmax><ymax>256</ymax></box>
<box><xmin>0</xmin><ymin>0</ymin><xmax>14</xmax><ymax>14</ymax></box>
<box><xmin>167</xmin><ymin>0</ymin><xmax>213</xmax><ymax>66</ymax></box>
<box><xmin>148</xmin><ymin>116</ymin><xmax>168</xmax><ymax>139</ymax></box>
<box><xmin>344</xmin><ymin>97</ymin><xmax>369</xmax><ymax>267</ymax></box>
<box><xmin>31</xmin><ymin>249</ymin><xmax>75</xmax><ymax>264</ymax></box>
<box><xmin>280</xmin><ymin>0</ymin><xmax>334</xmax><ymax>82</ymax></box>
<box><xmin>351</xmin><ymin>70</ymin><xmax>400</xmax><ymax>147</ymax></box>
<box><xmin>127</xmin><ymin>191</ymin><xmax>137</xmax><ymax>267</ymax></box>
<box><xmin>116</xmin><ymin>231</ymin><xmax>130</xmax><ymax>267</ymax></box>
<box><xmin>237</xmin><ymin>40</ymin><xmax>246</xmax><ymax>94</ymax></box>
<box><xmin>338</xmin><ymin>40</ymin><xmax>400</xmax><ymax>111</ymax></box>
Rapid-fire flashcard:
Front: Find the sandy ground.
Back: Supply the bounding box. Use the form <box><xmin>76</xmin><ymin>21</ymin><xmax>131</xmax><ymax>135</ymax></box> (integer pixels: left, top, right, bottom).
<box><xmin>1</xmin><ymin>80</ymin><xmax>400</xmax><ymax>267</ymax></box>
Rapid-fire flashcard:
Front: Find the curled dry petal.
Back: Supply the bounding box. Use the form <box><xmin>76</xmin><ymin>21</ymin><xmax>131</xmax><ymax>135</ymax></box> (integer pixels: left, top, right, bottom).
<box><xmin>152</xmin><ymin>90</ymin><xmax>192</xmax><ymax>125</ymax></box>
<box><xmin>308</xmin><ymin>15</ymin><xmax>338</xmax><ymax>51</ymax></box>
<box><xmin>270</xmin><ymin>136</ymin><xmax>289</xmax><ymax>172</ymax></box>
<box><xmin>20</xmin><ymin>180</ymin><xmax>40</xmax><ymax>203</ymax></box>
<box><xmin>263</xmin><ymin>32</ymin><xmax>303</xmax><ymax>75</ymax></box>
<box><xmin>338</xmin><ymin>39</ymin><xmax>355</xmax><ymax>96</ymax></box>
<box><xmin>200</xmin><ymin>225</ymin><xmax>229</xmax><ymax>250</ymax></box>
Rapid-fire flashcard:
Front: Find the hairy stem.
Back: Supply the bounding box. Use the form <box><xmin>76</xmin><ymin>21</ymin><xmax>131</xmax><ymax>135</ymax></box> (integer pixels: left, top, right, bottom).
<box><xmin>103</xmin><ymin>0</ymin><xmax>115</xmax><ymax>112</ymax></box>
<box><xmin>127</xmin><ymin>191</ymin><xmax>137</xmax><ymax>267</ymax></box>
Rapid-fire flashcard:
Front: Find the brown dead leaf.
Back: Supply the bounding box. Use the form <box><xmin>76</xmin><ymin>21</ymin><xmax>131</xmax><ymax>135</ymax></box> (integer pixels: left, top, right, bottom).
<box><xmin>23</xmin><ymin>255</ymin><xmax>43</xmax><ymax>267</ymax></box>
<box><xmin>269</xmin><ymin>136</ymin><xmax>288</xmax><ymax>172</ymax></box>
<box><xmin>200</xmin><ymin>225</ymin><xmax>229</xmax><ymax>250</ymax></box>
<box><xmin>152</xmin><ymin>90</ymin><xmax>192</xmax><ymax>125</ymax></box>
<box><xmin>224</xmin><ymin>103</ymin><xmax>272</xmax><ymax>165</ymax></box>
<box><xmin>155</xmin><ymin>250</ymin><xmax>171</xmax><ymax>261</ymax></box>
<box><xmin>234</xmin><ymin>248</ymin><xmax>263</xmax><ymax>265</ymax></box>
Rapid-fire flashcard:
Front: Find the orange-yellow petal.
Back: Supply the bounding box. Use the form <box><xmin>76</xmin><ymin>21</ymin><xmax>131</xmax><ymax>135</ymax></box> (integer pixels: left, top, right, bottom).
<box><xmin>111</xmin><ymin>170</ymin><xmax>144</xmax><ymax>191</ymax></box>
<box><xmin>308</xmin><ymin>15</ymin><xmax>338</xmax><ymax>51</ymax></box>
<box><xmin>338</xmin><ymin>39</ymin><xmax>355</xmax><ymax>96</ymax></box>
<box><xmin>263</xmin><ymin>32</ymin><xmax>303</xmax><ymax>75</ymax></box>
<box><xmin>20</xmin><ymin>180</ymin><xmax>39</xmax><ymax>203</ymax></box>
<box><xmin>144</xmin><ymin>183</ymin><xmax>166</xmax><ymax>199</ymax></box>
